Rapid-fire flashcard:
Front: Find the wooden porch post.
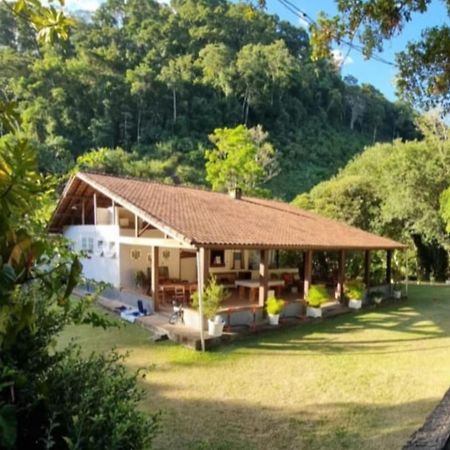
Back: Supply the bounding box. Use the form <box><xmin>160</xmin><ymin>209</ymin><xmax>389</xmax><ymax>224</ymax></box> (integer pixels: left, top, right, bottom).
<box><xmin>386</xmin><ymin>250</ymin><xmax>392</xmax><ymax>285</ymax></box>
<box><xmin>364</xmin><ymin>250</ymin><xmax>371</xmax><ymax>288</ymax></box>
<box><xmin>259</xmin><ymin>249</ymin><xmax>269</xmax><ymax>307</ymax></box>
<box><xmin>93</xmin><ymin>193</ymin><xmax>97</xmax><ymax>225</ymax></box>
<box><xmin>151</xmin><ymin>246</ymin><xmax>159</xmax><ymax>311</ymax></box>
<box><xmin>134</xmin><ymin>214</ymin><xmax>138</xmax><ymax>237</ymax></box>
<box><xmin>337</xmin><ymin>250</ymin><xmax>345</xmax><ymax>302</ymax></box>
<box><xmin>202</xmin><ymin>248</ymin><xmax>210</xmax><ymax>285</ymax></box>
<box><xmin>112</xmin><ymin>199</ymin><xmax>116</xmax><ymax>225</ymax></box>
<box><xmin>303</xmin><ymin>250</ymin><xmax>313</xmax><ymax>300</ymax></box>
<box><xmin>81</xmin><ymin>199</ymin><xmax>85</xmax><ymax>225</ymax></box>
<box><xmin>197</xmin><ymin>247</ymin><xmax>208</xmax><ymax>352</ymax></box>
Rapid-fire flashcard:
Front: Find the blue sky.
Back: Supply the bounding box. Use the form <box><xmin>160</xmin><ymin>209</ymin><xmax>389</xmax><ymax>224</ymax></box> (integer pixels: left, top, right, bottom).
<box><xmin>66</xmin><ymin>0</ymin><xmax>448</xmax><ymax>102</ymax></box>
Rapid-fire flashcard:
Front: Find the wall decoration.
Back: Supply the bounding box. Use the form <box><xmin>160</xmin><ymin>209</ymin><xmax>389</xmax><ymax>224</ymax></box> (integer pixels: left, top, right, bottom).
<box><xmin>130</xmin><ymin>249</ymin><xmax>141</xmax><ymax>260</ymax></box>
<box><xmin>95</xmin><ymin>239</ymin><xmax>104</xmax><ymax>257</ymax></box>
<box><xmin>105</xmin><ymin>241</ymin><xmax>116</xmax><ymax>258</ymax></box>
<box><xmin>162</xmin><ymin>250</ymin><xmax>170</xmax><ymax>260</ymax></box>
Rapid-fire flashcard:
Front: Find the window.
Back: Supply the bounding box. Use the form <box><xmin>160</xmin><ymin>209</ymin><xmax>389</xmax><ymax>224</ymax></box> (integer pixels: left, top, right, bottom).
<box><xmin>232</xmin><ymin>251</ymin><xmax>243</xmax><ymax>270</ymax></box>
<box><xmin>210</xmin><ymin>249</ymin><xmax>225</xmax><ymax>267</ymax></box>
<box><xmin>81</xmin><ymin>236</ymin><xmax>94</xmax><ymax>254</ymax></box>
<box><xmin>97</xmin><ymin>239</ymin><xmax>104</xmax><ymax>256</ymax></box>
<box><xmin>248</xmin><ymin>251</ymin><xmax>260</xmax><ymax>270</ymax></box>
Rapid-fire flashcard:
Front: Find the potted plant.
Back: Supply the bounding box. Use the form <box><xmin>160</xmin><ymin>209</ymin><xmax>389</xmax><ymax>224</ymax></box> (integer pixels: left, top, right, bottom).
<box><xmin>306</xmin><ymin>284</ymin><xmax>328</xmax><ymax>318</ymax></box>
<box><xmin>345</xmin><ymin>280</ymin><xmax>365</xmax><ymax>309</ymax></box>
<box><xmin>192</xmin><ymin>277</ymin><xmax>227</xmax><ymax>337</ymax></box>
<box><xmin>392</xmin><ymin>283</ymin><xmax>402</xmax><ymax>299</ymax></box>
<box><xmin>369</xmin><ymin>290</ymin><xmax>384</xmax><ymax>305</ymax></box>
<box><xmin>265</xmin><ymin>296</ymin><xmax>285</xmax><ymax>325</ymax></box>
<box><xmin>134</xmin><ymin>269</ymin><xmax>151</xmax><ymax>294</ymax></box>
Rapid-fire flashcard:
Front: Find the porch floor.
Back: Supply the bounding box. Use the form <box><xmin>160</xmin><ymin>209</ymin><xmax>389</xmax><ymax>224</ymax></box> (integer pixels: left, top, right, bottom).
<box><xmin>93</xmin><ymin>290</ymin><xmax>352</xmax><ymax>350</ymax></box>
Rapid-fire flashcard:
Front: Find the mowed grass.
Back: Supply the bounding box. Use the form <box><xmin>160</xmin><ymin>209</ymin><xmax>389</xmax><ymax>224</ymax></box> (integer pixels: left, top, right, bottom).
<box><xmin>59</xmin><ymin>285</ymin><xmax>450</xmax><ymax>450</ymax></box>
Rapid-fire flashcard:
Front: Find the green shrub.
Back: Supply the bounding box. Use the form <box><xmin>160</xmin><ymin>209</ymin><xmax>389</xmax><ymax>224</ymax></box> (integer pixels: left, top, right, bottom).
<box><xmin>191</xmin><ymin>276</ymin><xmax>228</xmax><ymax>320</ymax></box>
<box><xmin>307</xmin><ymin>284</ymin><xmax>329</xmax><ymax>307</ymax></box>
<box><xmin>265</xmin><ymin>296</ymin><xmax>285</xmax><ymax>315</ymax></box>
<box><xmin>345</xmin><ymin>280</ymin><xmax>365</xmax><ymax>300</ymax></box>
<box><xmin>44</xmin><ymin>349</ymin><xmax>159</xmax><ymax>450</ymax></box>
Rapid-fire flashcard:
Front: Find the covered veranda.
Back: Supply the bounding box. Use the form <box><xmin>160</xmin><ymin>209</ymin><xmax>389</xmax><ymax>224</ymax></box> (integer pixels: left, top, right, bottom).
<box><xmin>49</xmin><ymin>172</ymin><xmax>407</xmax><ymax>348</ymax></box>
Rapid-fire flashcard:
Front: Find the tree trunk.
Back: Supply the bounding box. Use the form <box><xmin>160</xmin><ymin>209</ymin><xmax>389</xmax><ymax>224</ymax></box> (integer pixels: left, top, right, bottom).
<box><xmin>137</xmin><ymin>103</ymin><xmax>141</xmax><ymax>144</ymax></box>
<box><xmin>172</xmin><ymin>87</ymin><xmax>177</xmax><ymax>125</ymax></box>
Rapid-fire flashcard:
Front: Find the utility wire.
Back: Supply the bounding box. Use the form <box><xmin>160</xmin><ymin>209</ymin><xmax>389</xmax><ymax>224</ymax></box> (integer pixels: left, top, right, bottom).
<box><xmin>276</xmin><ymin>0</ymin><xmax>398</xmax><ymax>68</ymax></box>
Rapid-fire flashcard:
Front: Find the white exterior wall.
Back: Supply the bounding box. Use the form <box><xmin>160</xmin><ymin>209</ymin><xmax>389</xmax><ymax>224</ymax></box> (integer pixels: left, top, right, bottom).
<box><xmin>119</xmin><ymin>228</ymin><xmax>197</xmax><ymax>288</ymax></box>
<box><xmin>63</xmin><ymin>225</ymin><xmax>121</xmax><ymax>287</ymax></box>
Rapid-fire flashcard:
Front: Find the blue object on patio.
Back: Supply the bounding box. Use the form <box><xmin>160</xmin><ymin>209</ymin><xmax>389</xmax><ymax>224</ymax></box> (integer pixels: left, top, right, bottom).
<box><xmin>138</xmin><ymin>300</ymin><xmax>147</xmax><ymax>316</ymax></box>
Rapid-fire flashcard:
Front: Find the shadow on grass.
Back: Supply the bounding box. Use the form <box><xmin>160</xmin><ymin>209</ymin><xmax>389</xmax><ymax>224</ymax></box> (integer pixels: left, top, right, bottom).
<box><xmin>142</xmin><ymin>378</ymin><xmax>437</xmax><ymax>450</ymax></box>
<box><xmin>217</xmin><ymin>285</ymin><xmax>450</xmax><ymax>358</ymax></box>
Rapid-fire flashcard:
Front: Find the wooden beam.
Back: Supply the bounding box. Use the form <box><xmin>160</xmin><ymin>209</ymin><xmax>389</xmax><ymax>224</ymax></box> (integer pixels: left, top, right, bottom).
<box><xmin>134</xmin><ymin>214</ymin><xmax>138</xmax><ymax>237</ymax></box>
<box><xmin>364</xmin><ymin>250</ymin><xmax>371</xmax><ymax>287</ymax></box>
<box><xmin>202</xmin><ymin>248</ymin><xmax>210</xmax><ymax>284</ymax></box>
<box><xmin>76</xmin><ymin>173</ymin><xmax>194</xmax><ymax>247</ymax></box>
<box><xmin>337</xmin><ymin>250</ymin><xmax>345</xmax><ymax>302</ymax></box>
<box><xmin>386</xmin><ymin>250</ymin><xmax>392</xmax><ymax>284</ymax></box>
<box><xmin>151</xmin><ymin>246</ymin><xmax>159</xmax><ymax>311</ymax></box>
<box><xmin>119</xmin><ymin>236</ymin><xmax>195</xmax><ymax>249</ymax></box>
<box><xmin>138</xmin><ymin>221</ymin><xmax>155</xmax><ymax>237</ymax></box>
<box><xmin>112</xmin><ymin>199</ymin><xmax>116</xmax><ymax>225</ymax></box>
<box><xmin>258</xmin><ymin>249</ymin><xmax>269</xmax><ymax>307</ymax></box>
<box><xmin>93</xmin><ymin>193</ymin><xmax>97</xmax><ymax>225</ymax></box>
<box><xmin>303</xmin><ymin>250</ymin><xmax>313</xmax><ymax>300</ymax></box>
<box><xmin>81</xmin><ymin>199</ymin><xmax>85</xmax><ymax>225</ymax></box>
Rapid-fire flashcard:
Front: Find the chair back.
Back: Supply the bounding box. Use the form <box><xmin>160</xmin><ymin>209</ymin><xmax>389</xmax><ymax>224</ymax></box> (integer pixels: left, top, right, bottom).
<box><xmin>137</xmin><ymin>299</ymin><xmax>147</xmax><ymax>315</ymax></box>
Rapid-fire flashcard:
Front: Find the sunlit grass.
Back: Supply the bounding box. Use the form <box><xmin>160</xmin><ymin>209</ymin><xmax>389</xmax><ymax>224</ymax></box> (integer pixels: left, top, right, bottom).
<box><xmin>60</xmin><ymin>285</ymin><xmax>450</xmax><ymax>450</ymax></box>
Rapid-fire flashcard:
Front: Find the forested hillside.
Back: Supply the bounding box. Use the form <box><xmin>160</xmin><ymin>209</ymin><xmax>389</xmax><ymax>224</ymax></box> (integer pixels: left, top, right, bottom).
<box><xmin>0</xmin><ymin>0</ymin><xmax>418</xmax><ymax>199</ymax></box>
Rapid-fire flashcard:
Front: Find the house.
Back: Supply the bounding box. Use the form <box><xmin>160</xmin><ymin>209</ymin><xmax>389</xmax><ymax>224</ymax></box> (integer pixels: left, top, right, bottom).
<box><xmin>49</xmin><ymin>172</ymin><xmax>406</xmax><ymax>319</ymax></box>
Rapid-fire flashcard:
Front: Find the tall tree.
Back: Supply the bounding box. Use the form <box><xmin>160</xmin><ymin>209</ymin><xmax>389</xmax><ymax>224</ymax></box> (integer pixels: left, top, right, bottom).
<box><xmin>310</xmin><ymin>0</ymin><xmax>450</xmax><ymax>112</ymax></box>
<box><xmin>205</xmin><ymin>124</ymin><xmax>279</xmax><ymax>194</ymax></box>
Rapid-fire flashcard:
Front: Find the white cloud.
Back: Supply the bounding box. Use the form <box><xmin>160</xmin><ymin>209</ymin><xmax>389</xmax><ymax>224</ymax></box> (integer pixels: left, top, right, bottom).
<box><xmin>65</xmin><ymin>0</ymin><xmax>103</xmax><ymax>11</ymax></box>
<box><xmin>331</xmin><ymin>48</ymin><xmax>354</xmax><ymax>66</ymax></box>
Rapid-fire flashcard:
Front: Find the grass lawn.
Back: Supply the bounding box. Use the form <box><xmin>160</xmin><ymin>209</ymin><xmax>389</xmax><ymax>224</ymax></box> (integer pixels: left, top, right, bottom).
<box><xmin>59</xmin><ymin>285</ymin><xmax>450</xmax><ymax>450</ymax></box>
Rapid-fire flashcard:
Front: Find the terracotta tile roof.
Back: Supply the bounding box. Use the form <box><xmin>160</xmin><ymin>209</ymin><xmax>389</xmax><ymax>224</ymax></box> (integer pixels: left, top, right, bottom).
<box><xmin>50</xmin><ymin>172</ymin><xmax>406</xmax><ymax>250</ymax></box>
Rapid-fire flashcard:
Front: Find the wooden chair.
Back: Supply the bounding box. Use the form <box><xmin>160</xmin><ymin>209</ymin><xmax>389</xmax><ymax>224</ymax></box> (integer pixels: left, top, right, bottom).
<box><xmin>172</xmin><ymin>285</ymin><xmax>186</xmax><ymax>305</ymax></box>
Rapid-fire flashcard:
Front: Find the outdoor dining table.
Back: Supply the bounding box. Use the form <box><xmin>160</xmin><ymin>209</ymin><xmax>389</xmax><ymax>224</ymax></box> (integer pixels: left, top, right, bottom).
<box><xmin>234</xmin><ymin>279</ymin><xmax>285</xmax><ymax>303</ymax></box>
<box><xmin>159</xmin><ymin>281</ymin><xmax>197</xmax><ymax>304</ymax></box>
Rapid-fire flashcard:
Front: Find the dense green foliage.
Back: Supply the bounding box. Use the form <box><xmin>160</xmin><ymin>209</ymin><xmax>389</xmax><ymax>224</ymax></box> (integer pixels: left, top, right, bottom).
<box><xmin>345</xmin><ymin>280</ymin><xmax>365</xmax><ymax>301</ymax></box>
<box><xmin>295</xmin><ymin>115</ymin><xmax>450</xmax><ymax>281</ymax></box>
<box><xmin>205</xmin><ymin>124</ymin><xmax>278</xmax><ymax>194</ymax></box>
<box><xmin>0</xmin><ymin>2</ymin><xmax>159</xmax><ymax>448</ymax></box>
<box><xmin>0</xmin><ymin>118</ymin><xmax>159</xmax><ymax>450</ymax></box>
<box><xmin>265</xmin><ymin>296</ymin><xmax>284</xmax><ymax>315</ymax></box>
<box><xmin>0</xmin><ymin>0</ymin><xmax>417</xmax><ymax>198</ymax></box>
<box><xmin>306</xmin><ymin>284</ymin><xmax>329</xmax><ymax>307</ymax></box>
<box><xmin>191</xmin><ymin>276</ymin><xmax>228</xmax><ymax>320</ymax></box>
<box><xmin>310</xmin><ymin>0</ymin><xmax>450</xmax><ymax>112</ymax></box>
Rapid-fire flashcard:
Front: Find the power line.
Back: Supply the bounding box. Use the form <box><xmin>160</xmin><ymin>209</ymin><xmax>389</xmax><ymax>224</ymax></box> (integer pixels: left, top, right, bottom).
<box><xmin>275</xmin><ymin>0</ymin><xmax>398</xmax><ymax>68</ymax></box>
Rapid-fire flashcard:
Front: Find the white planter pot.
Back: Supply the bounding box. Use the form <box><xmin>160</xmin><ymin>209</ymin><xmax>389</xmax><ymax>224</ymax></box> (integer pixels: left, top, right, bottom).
<box><xmin>393</xmin><ymin>290</ymin><xmax>401</xmax><ymax>299</ymax></box>
<box><xmin>349</xmin><ymin>299</ymin><xmax>362</xmax><ymax>310</ymax></box>
<box><xmin>306</xmin><ymin>306</ymin><xmax>322</xmax><ymax>318</ymax></box>
<box><xmin>373</xmin><ymin>296</ymin><xmax>383</xmax><ymax>305</ymax></box>
<box><xmin>268</xmin><ymin>314</ymin><xmax>280</xmax><ymax>326</ymax></box>
<box><xmin>208</xmin><ymin>319</ymin><xmax>225</xmax><ymax>337</ymax></box>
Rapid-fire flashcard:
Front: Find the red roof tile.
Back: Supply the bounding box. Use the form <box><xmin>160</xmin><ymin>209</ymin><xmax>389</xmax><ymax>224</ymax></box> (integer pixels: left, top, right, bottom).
<box><xmin>50</xmin><ymin>172</ymin><xmax>406</xmax><ymax>250</ymax></box>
